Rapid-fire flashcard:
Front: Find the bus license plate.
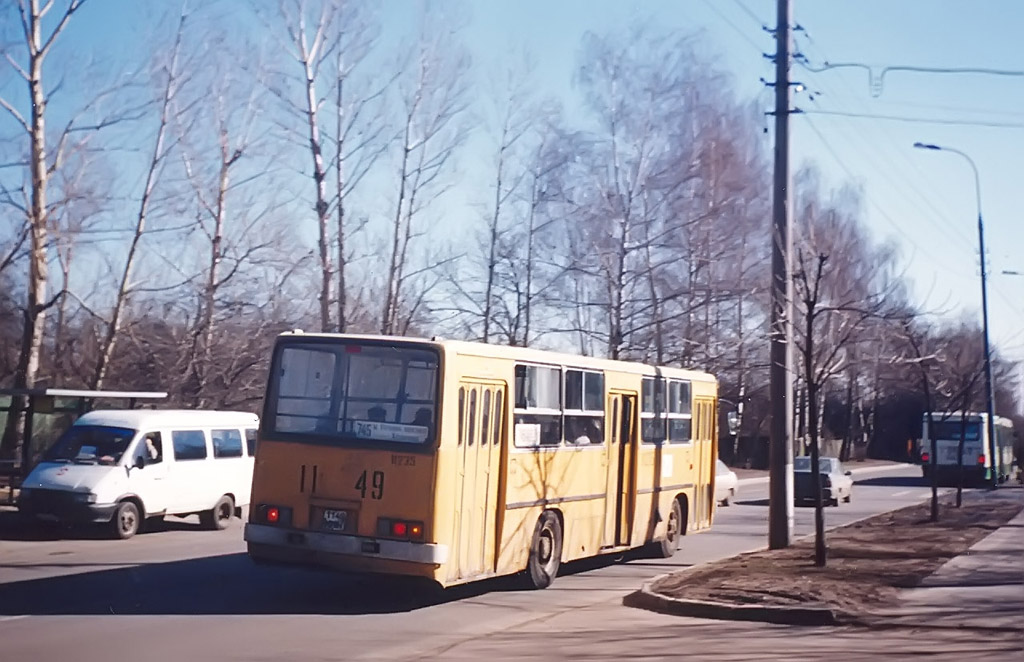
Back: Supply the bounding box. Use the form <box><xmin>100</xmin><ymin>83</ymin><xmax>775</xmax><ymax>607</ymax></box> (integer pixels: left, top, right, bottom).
<box><xmin>320</xmin><ymin>509</ymin><xmax>347</xmax><ymax>531</ymax></box>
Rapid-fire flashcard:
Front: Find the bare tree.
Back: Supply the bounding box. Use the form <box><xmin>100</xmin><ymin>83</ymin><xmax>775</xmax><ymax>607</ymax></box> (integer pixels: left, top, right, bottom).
<box><xmin>171</xmin><ymin>27</ymin><xmax>279</xmax><ymax>405</ymax></box>
<box><xmin>261</xmin><ymin>0</ymin><xmax>387</xmax><ymax>333</ymax></box>
<box><xmin>380</xmin><ymin>6</ymin><xmax>470</xmax><ymax>335</ymax></box>
<box><xmin>91</xmin><ymin>6</ymin><xmax>189</xmax><ymax>390</ymax></box>
<box><xmin>893</xmin><ymin>317</ymin><xmax>943</xmax><ymax>522</ymax></box>
<box><xmin>266</xmin><ymin>0</ymin><xmax>337</xmax><ymax>332</ymax></box>
<box><xmin>0</xmin><ymin>0</ymin><xmax>90</xmax><ymax>458</ymax></box>
<box><xmin>330</xmin><ymin>3</ymin><xmax>388</xmax><ymax>332</ymax></box>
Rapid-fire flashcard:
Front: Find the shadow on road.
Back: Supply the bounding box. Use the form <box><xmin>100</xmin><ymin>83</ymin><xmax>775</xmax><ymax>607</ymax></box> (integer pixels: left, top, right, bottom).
<box><xmin>0</xmin><ymin>511</ymin><xmax>207</xmax><ymax>542</ymax></box>
<box><xmin>0</xmin><ymin>544</ymin><xmax>655</xmax><ymax>616</ymax></box>
<box><xmin>853</xmin><ymin>475</ymin><xmax>929</xmax><ymax>488</ymax></box>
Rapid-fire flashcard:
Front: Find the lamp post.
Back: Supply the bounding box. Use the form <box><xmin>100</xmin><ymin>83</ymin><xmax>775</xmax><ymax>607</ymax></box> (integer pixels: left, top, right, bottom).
<box><xmin>913</xmin><ymin>142</ymin><xmax>998</xmax><ymax>488</ymax></box>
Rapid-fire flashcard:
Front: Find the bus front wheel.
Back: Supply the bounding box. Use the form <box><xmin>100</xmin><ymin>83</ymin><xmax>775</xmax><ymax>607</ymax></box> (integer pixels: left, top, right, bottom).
<box><xmin>526</xmin><ymin>511</ymin><xmax>562</xmax><ymax>589</ymax></box>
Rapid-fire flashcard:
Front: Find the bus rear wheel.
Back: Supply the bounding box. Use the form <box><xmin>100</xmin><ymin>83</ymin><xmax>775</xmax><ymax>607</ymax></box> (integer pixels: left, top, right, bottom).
<box><xmin>652</xmin><ymin>498</ymin><xmax>683</xmax><ymax>558</ymax></box>
<box><xmin>526</xmin><ymin>511</ymin><xmax>562</xmax><ymax>589</ymax></box>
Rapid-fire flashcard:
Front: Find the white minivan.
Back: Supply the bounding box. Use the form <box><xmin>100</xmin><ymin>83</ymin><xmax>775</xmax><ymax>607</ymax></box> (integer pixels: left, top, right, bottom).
<box><xmin>17</xmin><ymin>409</ymin><xmax>259</xmax><ymax>539</ymax></box>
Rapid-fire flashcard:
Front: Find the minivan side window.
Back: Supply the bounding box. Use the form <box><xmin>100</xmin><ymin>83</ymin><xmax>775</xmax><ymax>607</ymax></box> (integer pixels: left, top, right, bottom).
<box><xmin>212</xmin><ymin>429</ymin><xmax>244</xmax><ymax>458</ymax></box>
<box><xmin>136</xmin><ymin>432</ymin><xmax>163</xmax><ymax>465</ymax></box>
<box><xmin>172</xmin><ymin>430</ymin><xmax>208</xmax><ymax>461</ymax></box>
<box><xmin>244</xmin><ymin>428</ymin><xmax>257</xmax><ymax>456</ymax></box>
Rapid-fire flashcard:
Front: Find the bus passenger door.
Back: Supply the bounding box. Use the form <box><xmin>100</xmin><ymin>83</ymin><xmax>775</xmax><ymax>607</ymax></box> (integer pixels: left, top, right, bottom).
<box><xmin>604</xmin><ymin>393</ymin><xmax>637</xmax><ymax>548</ymax></box>
<box><xmin>453</xmin><ymin>381</ymin><xmax>505</xmax><ymax>581</ymax></box>
<box><xmin>694</xmin><ymin>398</ymin><xmax>715</xmax><ymax>528</ymax></box>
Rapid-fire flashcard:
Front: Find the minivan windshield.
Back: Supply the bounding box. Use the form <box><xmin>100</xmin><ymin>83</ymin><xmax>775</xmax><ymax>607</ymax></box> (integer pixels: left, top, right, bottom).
<box><xmin>44</xmin><ymin>425</ymin><xmax>138</xmax><ymax>466</ymax></box>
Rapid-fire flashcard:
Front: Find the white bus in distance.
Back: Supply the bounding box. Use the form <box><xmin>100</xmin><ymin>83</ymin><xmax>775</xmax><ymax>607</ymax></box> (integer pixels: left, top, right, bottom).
<box><xmin>920</xmin><ymin>411</ymin><xmax>1015</xmax><ymax>486</ymax></box>
<box><xmin>17</xmin><ymin>409</ymin><xmax>258</xmax><ymax>539</ymax></box>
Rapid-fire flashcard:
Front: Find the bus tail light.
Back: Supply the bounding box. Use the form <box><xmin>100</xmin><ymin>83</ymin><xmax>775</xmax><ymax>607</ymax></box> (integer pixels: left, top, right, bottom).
<box><xmin>257</xmin><ymin>504</ymin><xmax>292</xmax><ymax>526</ymax></box>
<box><xmin>378</xmin><ymin>518</ymin><xmax>425</xmax><ymax>540</ymax></box>
<box><xmin>977</xmin><ymin>454</ymin><xmax>986</xmax><ymax>466</ymax></box>
<box><xmin>921</xmin><ymin>452</ymin><xmax>930</xmax><ymax>463</ymax></box>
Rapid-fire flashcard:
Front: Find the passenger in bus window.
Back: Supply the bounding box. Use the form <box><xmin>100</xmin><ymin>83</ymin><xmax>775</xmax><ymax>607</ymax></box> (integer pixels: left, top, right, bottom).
<box><xmin>368</xmin><ymin>406</ymin><xmax>386</xmax><ymax>422</ymax></box>
<box><xmin>412</xmin><ymin>407</ymin><xmax>432</xmax><ymax>427</ymax></box>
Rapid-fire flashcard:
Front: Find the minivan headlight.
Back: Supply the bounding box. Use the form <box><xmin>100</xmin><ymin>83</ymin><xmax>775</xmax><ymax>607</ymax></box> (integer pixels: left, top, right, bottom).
<box><xmin>72</xmin><ymin>492</ymin><xmax>98</xmax><ymax>504</ymax></box>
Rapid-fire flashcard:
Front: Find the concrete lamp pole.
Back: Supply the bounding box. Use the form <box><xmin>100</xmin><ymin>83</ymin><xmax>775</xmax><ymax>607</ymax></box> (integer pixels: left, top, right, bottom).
<box><xmin>913</xmin><ymin>142</ymin><xmax>998</xmax><ymax>489</ymax></box>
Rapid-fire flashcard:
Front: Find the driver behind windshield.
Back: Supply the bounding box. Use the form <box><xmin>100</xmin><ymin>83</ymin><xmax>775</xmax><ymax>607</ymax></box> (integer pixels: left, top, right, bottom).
<box><xmin>44</xmin><ymin>426</ymin><xmax>137</xmax><ymax>466</ymax></box>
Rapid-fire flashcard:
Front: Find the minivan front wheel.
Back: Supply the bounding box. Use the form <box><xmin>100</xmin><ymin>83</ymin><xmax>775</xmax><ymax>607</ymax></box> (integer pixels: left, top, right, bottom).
<box><xmin>201</xmin><ymin>495</ymin><xmax>234</xmax><ymax>530</ymax></box>
<box><xmin>111</xmin><ymin>501</ymin><xmax>140</xmax><ymax>540</ymax></box>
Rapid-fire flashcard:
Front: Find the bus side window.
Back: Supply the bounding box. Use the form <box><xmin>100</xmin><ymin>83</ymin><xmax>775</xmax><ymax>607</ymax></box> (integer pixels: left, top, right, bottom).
<box><xmin>493</xmin><ymin>391</ymin><xmax>503</xmax><ymax>445</ymax></box>
<box><xmin>467</xmin><ymin>389</ymin><xmax>478</xmax><ymax>446</ymax></box>
<box><xmin>458</xmin><ymin>387</ymin><xmax>466</xmax><ymax>445</ymax></box>
<box><xmin>481</xmin><ymin>390</ymin><xmax>492</xmax><ymax>447</ymax></box>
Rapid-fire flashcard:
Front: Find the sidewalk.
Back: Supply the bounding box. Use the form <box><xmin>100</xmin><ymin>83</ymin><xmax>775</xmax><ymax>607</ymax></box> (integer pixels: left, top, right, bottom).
<box><xmin>429</xmin><ymin>490</ymin><xmax>1024</xmax><ymax>661</ymax></box>
<box><xmin>870</xmin><ymin>496</ymin><xmax>1024</xmax><ymax>631</ymax></box>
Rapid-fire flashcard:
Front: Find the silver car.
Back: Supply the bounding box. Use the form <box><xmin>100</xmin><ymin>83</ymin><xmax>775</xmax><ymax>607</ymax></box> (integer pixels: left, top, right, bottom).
<box><xmin>714</xmin><ymin>459</ymin><xmax>738</xmax><ymax>506</ymax></box>
<box><xmin>793</xmin><ymin>456</ymin><xmax>853</xmax><ymax>506</ymax></box>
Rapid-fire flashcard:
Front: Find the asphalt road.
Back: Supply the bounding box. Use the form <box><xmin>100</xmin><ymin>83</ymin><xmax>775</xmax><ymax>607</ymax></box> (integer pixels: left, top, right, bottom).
<box><xmin>0</xmin><ymin>463</ymin><xmax>952</xmax><ymax>660</ymax></box>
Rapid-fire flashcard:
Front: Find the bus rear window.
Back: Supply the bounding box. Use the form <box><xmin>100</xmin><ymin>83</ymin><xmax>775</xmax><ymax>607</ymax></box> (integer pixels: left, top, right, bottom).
<box><xmin>927</xmin><ymin>421</ymin><xmax>981</xmax><ymax>441</ymax></box>
<box><xmin>267</xmin><ymin>342</ymin><xmax>439</xmax><ymax>446</ymax></box>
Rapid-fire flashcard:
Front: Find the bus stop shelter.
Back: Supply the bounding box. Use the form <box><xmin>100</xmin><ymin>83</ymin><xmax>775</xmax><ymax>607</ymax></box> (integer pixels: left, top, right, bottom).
<box><xmin>0</xmin><ymin>388</ymin><xmax>168</xmax><ymax>500</ymax></box>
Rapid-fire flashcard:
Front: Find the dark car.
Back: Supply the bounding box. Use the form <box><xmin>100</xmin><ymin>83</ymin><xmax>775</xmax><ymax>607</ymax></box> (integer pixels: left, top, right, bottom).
<box><xmin>793</xmin><ymin>456</ymin><xmax>853</xmax><ymax>507</ymax></box>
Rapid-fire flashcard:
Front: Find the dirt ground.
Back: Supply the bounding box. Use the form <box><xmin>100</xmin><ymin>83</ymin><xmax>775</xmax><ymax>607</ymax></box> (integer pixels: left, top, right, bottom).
<box><xmin>654</xmin><ymin>492</ymin><xmax>1023</xmax><ymax>620</ymax></box>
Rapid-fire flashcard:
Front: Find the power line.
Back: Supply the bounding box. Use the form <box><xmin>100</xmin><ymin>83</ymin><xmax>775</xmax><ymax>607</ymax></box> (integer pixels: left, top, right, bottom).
<box><xmin>801</xmin><ymin>115</ymin><xmax>971</xmax><ymax>274</ymax></box>
<box><xmin>789</xmin><ymin>30</ymin><xmax>984</xmax><ymax>252</ymax></box>
<box><xmin>798</xmin><ymin>99</ymin><xmax>977</xmax><ymax>258</ymax></box>
<box><xmin>868</xmin><ymin>99</ymin><xmax>1024</xmax><ymax>121</ymax></box>
<box><xmin>701</xmin><ymin>0</ymin><xmax>767</xmax><ymax>55</ymax></box>
<box><xmin>730</xmin><ymin>0</ymin><xmax>766</xmax><ymax>27</ymax></box>
<box><xmin>797</xmin><ymin>62</ymin><xmax>1024</xmax><ymax>97</ymax></box>
<box><xmin>798</xmin><ymin>108</ymin><xmax>1024</xmax><ymax>129</ymax></box>
<box><xmin>992</xmin><ymin>284</ymin><xmax>1024</xmax><ymax>315</ymax></box>
<box><xmin>801</xmin><ymin>97</ymin><xmax>976</xmax><ymax>249</ymax></box>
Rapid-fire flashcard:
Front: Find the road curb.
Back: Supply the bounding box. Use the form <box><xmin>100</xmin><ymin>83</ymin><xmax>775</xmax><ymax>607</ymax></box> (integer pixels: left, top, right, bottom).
<box><xmin>623</xmin><ymin>576</ymin><xmax>842</xmax><ymax>626</ymax></box>
<box><xmin>623</xmin><ymin>489</ymin><xmax>945</xmax><ymax>626</ymax></box>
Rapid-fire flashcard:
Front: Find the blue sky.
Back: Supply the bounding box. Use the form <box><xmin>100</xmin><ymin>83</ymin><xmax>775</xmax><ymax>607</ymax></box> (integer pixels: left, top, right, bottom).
<box><xmin>453</xmin><ymin>0</ymin><xmax>1024</xmax><ymax>359</ymax></box>
<box><xmin>16</xmin><ymin>1</ymin><xmax>1024</xmax><ymax>397</ymax></box>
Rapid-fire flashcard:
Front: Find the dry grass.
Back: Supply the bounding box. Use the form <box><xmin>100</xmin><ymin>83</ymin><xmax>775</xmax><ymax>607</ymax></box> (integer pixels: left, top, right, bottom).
<box><xmin>653</xmin><ymin>493</ymin><xmax>1022</xmax><ymax>618</ymax></box>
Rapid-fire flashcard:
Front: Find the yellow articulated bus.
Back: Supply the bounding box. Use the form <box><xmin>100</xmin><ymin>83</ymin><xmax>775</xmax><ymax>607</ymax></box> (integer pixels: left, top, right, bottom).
<box><xmin>245</xmin><ymin>332</ymin><xmax>719</xmax><ymax>589</ymax></box>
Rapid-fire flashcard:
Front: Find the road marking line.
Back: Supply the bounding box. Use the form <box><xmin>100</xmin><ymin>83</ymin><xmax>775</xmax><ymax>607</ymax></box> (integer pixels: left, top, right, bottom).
<box><xmin>892</xmin><ymin>489</ymin><xmax>913</xmax><ymax>497</ymax></box>
<box><xmin>0</xmin><ymin>616</ymin><xmax>28</xmax><ymax>623</ymax></box>
<box><xmin>736</xmin><ymin>463</ymin><xmax>915</xmax><ymax>487</ymax></box>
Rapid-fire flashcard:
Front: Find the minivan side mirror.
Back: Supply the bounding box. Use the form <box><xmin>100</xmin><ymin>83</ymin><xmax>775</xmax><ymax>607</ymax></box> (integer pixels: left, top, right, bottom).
<box><xmin>134</xmin><ymin>455</ymin><xmax>146</xmax><ymax>470</ymax></box>
<box><xmin>844</xmin><ymin>470</ymin><xmax>852</xmax><ymax>476</ymax></box>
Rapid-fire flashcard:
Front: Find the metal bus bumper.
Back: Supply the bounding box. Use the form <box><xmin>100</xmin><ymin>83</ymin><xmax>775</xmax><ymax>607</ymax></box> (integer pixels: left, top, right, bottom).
<box><xmin>244</xmin><ymin>523</ymin><xmax>449</xmax><ymax>570</ymax></box>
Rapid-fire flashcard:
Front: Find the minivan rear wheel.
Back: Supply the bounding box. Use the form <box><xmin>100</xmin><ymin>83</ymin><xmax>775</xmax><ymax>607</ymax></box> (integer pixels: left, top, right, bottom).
<box><xmin>200</xmin><ymin>495</ymin><xmax>234</xmax><ymax>530</ymax></box>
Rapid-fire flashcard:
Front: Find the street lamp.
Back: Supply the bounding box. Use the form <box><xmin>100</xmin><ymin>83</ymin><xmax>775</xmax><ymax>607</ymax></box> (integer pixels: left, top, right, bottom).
<box><xmin>913</xmin><ymin>141</ymin><xmax>998</xmax><ymax>488</ymax></box>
